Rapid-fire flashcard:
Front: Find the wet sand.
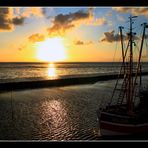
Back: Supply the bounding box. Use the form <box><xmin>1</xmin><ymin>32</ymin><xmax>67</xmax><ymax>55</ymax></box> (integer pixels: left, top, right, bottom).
<box><xmin>0</xmin><ymin>80</ymin><xmax>115</xmax><ymax>140</ymax></box>
<box><xmin>0</xmin><ymin>76</ymin><xmax>148</xmax><ymax>141</ymax></box>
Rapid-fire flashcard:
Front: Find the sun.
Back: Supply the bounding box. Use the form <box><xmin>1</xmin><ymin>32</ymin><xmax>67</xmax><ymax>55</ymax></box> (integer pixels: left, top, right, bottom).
<box><xmin>36</xmin><ymin>37</ymin><xmax>66</xmax><ymax>62</ymax></box>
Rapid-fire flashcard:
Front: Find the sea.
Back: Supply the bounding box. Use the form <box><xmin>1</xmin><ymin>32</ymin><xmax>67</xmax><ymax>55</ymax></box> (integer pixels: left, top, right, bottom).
<box><xmin>0</xmin><ymin>62</ymin><xmax>148</xmax><ymax>140</ymax></box>
<box><xmin>1</xmin><ymin>62</ymin><xmax>148</xmax><ymax>83</ymax></box>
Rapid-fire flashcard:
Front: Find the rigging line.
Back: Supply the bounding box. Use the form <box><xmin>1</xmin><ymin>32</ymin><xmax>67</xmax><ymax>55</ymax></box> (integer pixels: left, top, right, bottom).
<box><xmin>109</xmin><ymin>27</ymin><xmax>131</xmax><ymax>106</ymax></box>
<box><xmin>133</xmin><ymin>43</ymin><xmax>139</xmax><ymax>60</ymax></box>
<box><xmin>109</xmin><ymin>29</ymin><xmax>119</xmax><ymax>106</ymax></box>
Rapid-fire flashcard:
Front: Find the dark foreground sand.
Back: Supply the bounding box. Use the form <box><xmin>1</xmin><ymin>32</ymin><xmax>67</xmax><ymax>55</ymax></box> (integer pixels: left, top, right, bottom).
<box><xmin>0</xmin><ymin>76</ymin><xmax>148</xmax><ymax>141</ymax></box>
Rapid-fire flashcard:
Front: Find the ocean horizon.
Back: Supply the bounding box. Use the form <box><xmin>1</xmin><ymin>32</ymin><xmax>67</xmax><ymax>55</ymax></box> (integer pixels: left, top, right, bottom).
<box><xmin>1</xmin><ymin>62</ymin><xmax>148</xmax><ymax>83</ymax></box>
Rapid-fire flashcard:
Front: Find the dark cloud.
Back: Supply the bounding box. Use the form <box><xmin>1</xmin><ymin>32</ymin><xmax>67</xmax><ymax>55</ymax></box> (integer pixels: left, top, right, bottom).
<box><xmin>12</xmin><ymin>17</ymin><xmax>25</xmax><ymax>25</ymax></box>
<box><xmin>47</xmin><ymin>9</ymin><xmax>92</xmax><ymax>35</ymax></box>
<box><xmin>101</xmin><ymin>31</ymin><xmax>123</xmax><ymax>42</ymax></box>
<box><xmin>28</xmin><ymin>33</ymin><xmax>45</xmax><ymax>42</ymax></box>
<box><xmin>101</xmin><ymin>30</ymin><xmax>139</xmax><ymax>43</ymax></box>
<box><xmin>0</xmin><ymin>8</ymin><xmax>26</xmax><ymax>31</ymax></box>
<box><xmin>0</xmin><ymin>8</ymin><xmax>12</xmax><ymax>30</ymax></box>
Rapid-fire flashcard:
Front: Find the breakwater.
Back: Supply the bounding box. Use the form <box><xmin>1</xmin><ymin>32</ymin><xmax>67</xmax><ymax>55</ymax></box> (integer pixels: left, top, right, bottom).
<box><xmin>0</xmin><ymin>72</ymin><xmax>148</xmax><ymax>91</ymax></box>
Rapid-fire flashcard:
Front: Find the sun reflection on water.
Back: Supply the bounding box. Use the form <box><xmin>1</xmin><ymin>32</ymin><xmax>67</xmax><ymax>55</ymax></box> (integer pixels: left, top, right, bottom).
<box><xmin>47</xmin><ymin>63</ymin><xmax>57</xmax><ymax>79</ymax></box>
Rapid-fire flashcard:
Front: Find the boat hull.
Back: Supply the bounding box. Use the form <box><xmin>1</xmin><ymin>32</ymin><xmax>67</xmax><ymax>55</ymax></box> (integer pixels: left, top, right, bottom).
<box><xmin>98</xmin><ymin>110</ymin><xmax>148</xmax><ymax>136</ymax></box>
<box><xmin>100</xmin><ymin>120</ymin><xmax>148</xmax><ymax>136</ymax></box>
<box><xmin>100</xmin><ymin>129</ymin><xmax>129</xmax><ymax>136</ymax></box>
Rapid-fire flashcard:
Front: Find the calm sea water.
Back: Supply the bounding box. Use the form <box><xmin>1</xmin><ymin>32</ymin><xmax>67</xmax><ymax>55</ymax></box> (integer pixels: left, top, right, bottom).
<box><xmin>1</xmin><ymin>62</ymin><xmax>148</xmax><ymax>83</ymax></box>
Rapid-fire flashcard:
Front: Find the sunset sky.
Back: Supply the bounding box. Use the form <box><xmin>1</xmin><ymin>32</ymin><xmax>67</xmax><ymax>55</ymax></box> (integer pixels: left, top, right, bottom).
<box><xmin>0</xmin><ymin>7</ymin><xmax>148</xmax><ymax>62</ymax></box>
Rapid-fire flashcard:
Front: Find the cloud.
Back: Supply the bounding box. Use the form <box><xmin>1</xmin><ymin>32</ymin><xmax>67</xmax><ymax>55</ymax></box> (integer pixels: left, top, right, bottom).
<box><xmin>0</xmin><ymin>8</ymin><xmax>13</xmax><ymax>31</ymax></box>
<box><xmin>47</xmin><ymin>9</ymin><xmax>95</xmax><ymax>36</ymax></box>
<box><xmin>93</xmin><ymin>18</ymin><xmax>107</xmax><ymax>26</ymax></box>
<box><xmin>75</xmin><ymin>40</ymin><xmax>84</xmax><ymax>45</ymax></box>
<box><xmin>0</xmin><ymin>7</ymin><xmax>48</xmax><ymax>32</ymax></box>
<box><xmin>28</xmin><ymin>33</ymin><xmax>45</xmax><ymax>42</ymax></box>
<box><xmin>100</xmin><ymin>30</ymin><xmax>139</xmax><ymax>43</ymax></box>
<box><xmin>74</xmin><ymin>40</ymin><xmax>93</xmax><ymax>45</ymax></box>
<box><xmin>113</xmin><ymin>7</ymin><xmax>131</xmax><ymax>13</ymax></box>
<box><xmin>12</xmin><ymin>17</ymin><xmax>25</xmax><ymax>25</ymax></box>
<box><xmin>113</xmin><ymin>7</ymin><xmax>148</xmax><ymax>17</ymax></box>
<box><xmin>0</xmin><ymin>8</ymin><xmax>26</xmax><ymax>32</ymax></box>
<box><xmin>47</xmin><ymin>8</ymin><xmax>108</xmax><ymax>36</ymax></box>
<box><xmin>101</xmin><ymin>30</ymin><xmax>122</xmax><ymax>42</ymax></box>
<box><xmin>20</xmin><ymin>7</ymin><xmax>45</xmax><ymax>18</ymax></box>
<box><xmin>19</xmin><ymin>33</ymin><xmax>45</xmax><ymax>50</ymax></box>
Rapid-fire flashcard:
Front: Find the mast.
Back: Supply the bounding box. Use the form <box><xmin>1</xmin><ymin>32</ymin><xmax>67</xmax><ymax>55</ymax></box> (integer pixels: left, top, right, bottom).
<box><xmin>119</xmin><ymin>26</ymin><xmax>125</xmax><ymax>65</ymax></box>
<box><xmin>127</xmin><ymin>16</ymin><xmax>133</xmax><ymax>113</ymax></box>
<box><xmin>127</xmin><ymin>16</ymin><xmax>138</xmax><ymax>114</ymax></box>
<box><xmin>108</xmin><ymin>16</ymin><xmax>148</xmax><ymax>109</ymax></box>
<box><xmin>132</xmin><ymin>23</ymin><xmax>148</xmax><ymax>98</ymax></box>
<box><xmin>119</xmin><ymin>26</ymin><xmax>125</xmax><ymax>74</ymax></box>
<box><xmin>127</xmin><ymin>17</ymin><xmax>148</xmax><ymax>113</ymax></box>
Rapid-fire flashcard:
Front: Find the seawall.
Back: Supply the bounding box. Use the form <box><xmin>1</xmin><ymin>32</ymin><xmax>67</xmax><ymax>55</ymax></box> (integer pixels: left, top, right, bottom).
<box><xmin>0</xmin><ymin>72</ymin><xmax>148</xmax><ymax>91</ymax></box>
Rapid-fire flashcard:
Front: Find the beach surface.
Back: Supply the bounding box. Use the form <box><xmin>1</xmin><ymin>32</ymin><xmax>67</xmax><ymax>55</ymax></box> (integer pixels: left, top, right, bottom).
<box><xmin>0</xmin><ymin>76</ymin><xmax>148</xmax><ymax>141</ymax></box>
<box><xmin>0</xmin><ymin>79</ymin><xmax>116</xmax><ymax>140</ymax></box>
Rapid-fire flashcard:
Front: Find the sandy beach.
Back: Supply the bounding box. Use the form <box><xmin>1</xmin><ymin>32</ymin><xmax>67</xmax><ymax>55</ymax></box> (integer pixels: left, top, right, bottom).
<box><xmin>0</xmin><ymin>76</ymin><xmax>148</xmax><ymax>141</ymax></box>
<box><xmin>0</xmin><ymin>79</ymin><xmax>116</xmax><ymax>140</ymax></box>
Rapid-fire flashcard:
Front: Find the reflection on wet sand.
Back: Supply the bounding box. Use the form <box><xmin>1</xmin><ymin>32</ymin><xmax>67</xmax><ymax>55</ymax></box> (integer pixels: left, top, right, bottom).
<box><xmin>40</xmin><ymin>100</ymin><xmax>75</xmax><ymax>140</ymax></box>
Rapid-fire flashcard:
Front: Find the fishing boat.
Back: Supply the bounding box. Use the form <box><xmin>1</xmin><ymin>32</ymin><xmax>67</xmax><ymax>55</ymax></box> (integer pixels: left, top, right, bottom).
<box><xmin>97</xmin><ymin>16</ymin><xmax>148</xmax><ymax>136</ymax></box>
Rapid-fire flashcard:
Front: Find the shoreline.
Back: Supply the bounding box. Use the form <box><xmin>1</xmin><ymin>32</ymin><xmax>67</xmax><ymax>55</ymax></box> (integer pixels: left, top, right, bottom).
<box><xmin>1</xmin><ymin>72</ymin><xmax>148</xmax><ymax>91</ymax></box>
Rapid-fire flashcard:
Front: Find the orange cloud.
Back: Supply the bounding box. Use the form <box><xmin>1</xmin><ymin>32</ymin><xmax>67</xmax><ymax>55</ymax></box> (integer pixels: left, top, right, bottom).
<box><xmin>21</xmin><ymin>7</ymin><xmax>44</xmax><ymax>17</ymax></box>
<box><xmin>113</xmin><ymin>7</ymin><xmax>148</xmax><ymax>17</ymax></box>
<box><xmin>28</xmin><ymin>33</ymin><xmax>45</xmax><ymax>42</ymax></box>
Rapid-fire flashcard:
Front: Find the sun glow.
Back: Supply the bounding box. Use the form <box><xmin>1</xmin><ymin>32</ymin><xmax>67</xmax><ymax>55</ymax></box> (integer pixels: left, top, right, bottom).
<box><xmin>36</xmin><ymin>37</ymin><xmax>66</xmax><ymax>62</ymax></box>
